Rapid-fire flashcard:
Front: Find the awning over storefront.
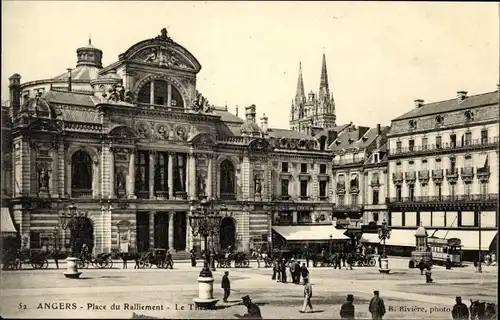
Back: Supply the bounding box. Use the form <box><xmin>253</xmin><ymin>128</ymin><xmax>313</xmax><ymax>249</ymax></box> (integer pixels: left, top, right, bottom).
<box><xmin>272</xmin><ymin>225</ymin><xmax>350</xmax><ymax>241</ymax></box>
<box><xmin>432</xmin><ymin>230</ymin><xmax>498</xmax><ymax>251</ymax></box>
<box><xmin>360</xmin><ymin>233</ymin><xmax>381</xmax><ymax>244</ymax></box>
<box><xmin>385</xmin><ymin>229</ymin><xmax>417</xmax><ymax>247</ymax></box>
<box><xmin>1</xmin><ymin>207</ymin><xmax>17</xmax><ymax>236</ymax></box>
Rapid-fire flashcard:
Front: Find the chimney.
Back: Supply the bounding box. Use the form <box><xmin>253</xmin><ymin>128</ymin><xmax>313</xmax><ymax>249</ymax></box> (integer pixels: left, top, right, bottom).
<box><xmin>67</xmin><ymin>68</ymin><xmax>73</xmax><ymax>92</ymax></box>
<box><xmin>9</xmin><ymin>73</ymin><xmax>21</xmax><ymax>118</ymax></box>
<box><xmin>245</xmin><ymin>104</ymin><xmax>256</xmax><ymax>123</ymax></box>
<box><xmin>414</xmin><ymin>99</ymin><xmax>424</xmax><ymax>109</ymax></box>
<box><xmin>235</xmin><ymin>105</ymin><xmax>239</xmax><ymax>117</ymax></box>
<box><xmin>260</xmin><ymin>113</ymin><xmax>268</xmax><ymax>135</ymax></box>
<box><xmin>457</xmin><ymin>91</ymin><xmax>467</xmax><ymax>102</ymax></box>
<box><xmin>377</xmin><ymin>124</ymin><xmax>381</xmax><ymax>135</ymax></box>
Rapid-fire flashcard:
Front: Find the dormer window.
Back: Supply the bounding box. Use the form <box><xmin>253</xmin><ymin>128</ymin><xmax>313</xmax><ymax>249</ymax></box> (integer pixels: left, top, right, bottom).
<box><xmin>373</xmin><ymin>153</ymin><xmax>379</xmax><ymax>163</ymax></box>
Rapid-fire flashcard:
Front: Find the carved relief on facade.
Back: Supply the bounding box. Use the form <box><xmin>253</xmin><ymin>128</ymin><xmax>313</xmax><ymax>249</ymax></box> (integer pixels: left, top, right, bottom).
<box><xmin>131</xmin><ymin>45</ymin><xmax>193</xmax><ymax>70</ymax></box>
<box><xmin>135</xmin><ymin>122</ymin><xmax>150</xmax><ymax>139</ymax></box>
<box><xmin>349</xmin><ymin>173</ymin><xmax>359</xmax><ymax>194</ymax></box>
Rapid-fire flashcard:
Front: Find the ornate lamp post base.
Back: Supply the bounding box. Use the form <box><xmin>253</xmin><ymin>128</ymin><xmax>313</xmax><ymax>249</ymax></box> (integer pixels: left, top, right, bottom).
<box><xmin>193</xmin><ymin>276</ymin><xmax>219</xmax><ymax>310</ymax></box>
<box><xmin>378</xmin><ymin>257</ymin><xmax>390</xmax><ymax>274</ymax></box>
<box><xmin>64</xmin><ymin>257</ymin><xmax>82</xmax><ymax>279</ymax></box>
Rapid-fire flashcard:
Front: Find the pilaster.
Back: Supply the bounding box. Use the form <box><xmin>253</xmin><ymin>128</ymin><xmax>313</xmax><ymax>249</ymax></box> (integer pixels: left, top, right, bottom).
<box><xmin>168</xmin><ymin>212</ymin><xmax>174</xmax><ymax>250</ymax></box>
<box><xmin>242</xmin><ymin>154</ymin><xmax>250</xmax><ymax>200</ymax></box>
<box><xmin>149</xmin><ymin>211</ymin><xmax>155</xmax><ymax>248</ymax></box>
<box><xmin>149</xmin><ymin>151</ymin><xmax>156</xmax><ymax>199</ymax></box>
<box><xmin>207</xmin><ymin>154</ymin><xmax>213</xmax><ymax>198</ymax></box>
<box><xmin>127</xmin><ymin>149</ymin><xmax>136</xmax><ymax>199</ymax></box>
<box><xmin>168</xmin><ymin>152</ymin><xmax>174</xmax><ymax>199</ymax></box>
<box><xmin>58</xmin><ymin>142</ymin><xmax>65</xmax><ymax>196</ymax></box>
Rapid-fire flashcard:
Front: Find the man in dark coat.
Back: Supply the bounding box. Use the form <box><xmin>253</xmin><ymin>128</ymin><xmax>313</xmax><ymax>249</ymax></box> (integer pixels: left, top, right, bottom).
<box><xmin>418</xmin><ymin>258</ymin><xmax>425</xmax><ymax>275</ymax></box>
<box><xmin>289</xmin><ymin>259</ymin><xmax>297</xmax><ymax>284</ymax></box>
<box><xmin>294</xmin><ymin>260</ymin><xmax>301</xmax><ymax>284</ymax></box>
<box><xmin>280</xmin><ymin>259</ymin><xmax>287</xmax><ymax>283</ymax></box>
<box><xmin>236</xmin><ymin>295</ymin><xmax>262</xmax><ymax>319</ymax></box>
<box><xmin>300</xmin><ymin>262</ymin><xmax>309</xmax><ymax>284</ymax></box>
<box><xmin>221</xmin><ymin>271</ymin><xmax>231</xmax><ymax>302</ymax></box>
<box><xmin>368</xmin><ymin>290</ymin><xmax>386</xmax><ymax>320</ymax></box>
<box><xmin>445</xmin><ymin>256</ymin><xmax>452</xmax><ymax>270</ymax></box>
<box><xmin>451</xmin><ymin>296</ymin><xmax>469</xmax><ymax>320</ymax></box>
<box><xmin>190</xmin><ymin>248</ymin><xmax>197</xmax><ymax>267</ymax></box>
<box><xmin>346</xmin><ymin>253</ymin><xmax>354</xmax><ymax>270</ymax></box>
<box><xmin>271</xmin><ymin>259</ymin><xmax>277</xmax><ymax>280</ymax></box>
<box><xmin>340</xmin><ymin>294</ymin><xmax>355</xmax><ymax>320</ymax></box>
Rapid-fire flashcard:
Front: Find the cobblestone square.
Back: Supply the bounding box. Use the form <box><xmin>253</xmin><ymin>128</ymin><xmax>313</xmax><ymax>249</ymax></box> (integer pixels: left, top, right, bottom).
<box><xmin>1</xmin><ymin>258</ymin><xmax>497</xmax><ymax>319</ymax></box>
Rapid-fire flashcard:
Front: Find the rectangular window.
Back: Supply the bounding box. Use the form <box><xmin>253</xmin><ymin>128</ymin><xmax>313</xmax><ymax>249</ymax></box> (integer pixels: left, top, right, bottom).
<box><xmin>319</xmin><ymin>164</ymin><xmax>327</xmax><ymax>174</ymax></box>
<box><xmin>450</xmin><ymin>134</ymin><xmax>457</xmax><ymax>147</ymax></box>
<box><xmin>281</xmin><ymin>179</ymin><xmax>289</xmax><ymax>196</ymax></box>
<box><xmin>464</xmin><ymin>183</ymin><xmax>472</xmax><ymax>195</ymax></box>
<box><xmin>281</xmin><ymin>162</ymin><xmax>289</xmax><ymax>172</ymax></box>
<box><xmin>154</xmin><ymin>152</ymin><xmax>168</xmax><ymax>193</ymax></box>
<box><xmin>135</xmin><ymin>151</ymin><xmax>150</xmax><ymax>193</ymax></box>
<box><xmin>372</xmin><ymin>189</ymin><xmax>379</xmax><ymax>205</ymax></box>
<box><xmin>396</xmin><ymin>186</ymin><xmax>402</xmax><ymax>201</ymax></box>
<box><xmin>300</xmin><ymin>163</ymin><xmax>308</xmax><ymax>173</ymax></box>
<box><xmin>300</xmin><ymin>180</ymin><xmax>308</xmax><ymax>197</ymax></box>
<box><xmin>173</xmin><ymin>154</ymin><xmax>187</xmax><ymax>192</ymax></box>
<box><xmin>373</xmin><ymin>212</ymin><xmax>379</xmax><ymax>222</ymax></box>
<box><xmin>396</xmin><ymin>141</ymin><xmax>402</xmax><ymax>152</ymax></box>
<box><xmin>464</xmin><ymin>132</ymin><xmax>472</xmax><ymax>145</ymax></box>
<box><xmin>436</xmin><ymin>136</ymin><xmax>442</xmax><ymax>149</ymax></box>
<box><xmin>422</xmin><ymin>137</ymin><xmax>428</xmax><ymax>150</ymax></box>
<box><xmin>481</xmin><ymin>129</ymin><xmax>488</xmax><ymax>144</ymax></box>
<box><xmin>319</xmin><ymin>181</ymin><xmax>327</xmax><ymax>198</ymax></box>
<box><xmin>409</xmin><ymin>139</ymin><xmax>415</xmax><ymax>151</ymax></box>
<box><xmin>373</xmin><ymin>153</ymin><xmax>379</xmax><ymax>163</ymax></box>
<box><xmin>450</xmin><ymin>157</ymin><xmax>456</xmax><ymax>172</ymax></box>
<box><xmin>409</xmin><ymin>185</ymin><xmax>415</xmax><ymax>201</ymax></box>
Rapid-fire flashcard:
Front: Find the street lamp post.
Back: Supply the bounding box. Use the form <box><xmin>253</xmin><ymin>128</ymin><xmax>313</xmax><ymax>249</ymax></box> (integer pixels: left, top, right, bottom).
<box><xmin>329</xmin><ymin>234</ymin><xmax>333</xmax><ymax>254</ymax></box>
<box><xmin>189</xmin><ymin>198</ymin><xmax>227</xmax><ymax>309</ymax></box>
<box><xmin>378</xmin><ymin>219</ymin><xmax>392</xmax><ymax>274</ymax></box>
<box><xmin>478</xmin><ymin>211</ymin><xmax>482</xmax><ymax>273</ymax></box>
<box><xmin>59</xmin><ymin>202</ymin><xmax>88</xmax><ymax>279</ymax></box>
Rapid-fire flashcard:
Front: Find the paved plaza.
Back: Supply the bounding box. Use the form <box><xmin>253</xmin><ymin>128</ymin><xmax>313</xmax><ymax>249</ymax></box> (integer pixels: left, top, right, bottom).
<box><xmin>0</xmin><ymin>258</ymin><xmax>497</xmax><ymax>319</ymax></box>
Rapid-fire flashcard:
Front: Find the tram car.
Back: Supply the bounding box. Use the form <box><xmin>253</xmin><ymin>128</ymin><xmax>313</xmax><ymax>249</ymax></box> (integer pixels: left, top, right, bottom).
<box><xmin>428</xmin><ymin>237</ymin><xmax>463</xmax><ymax>267</ymax></box>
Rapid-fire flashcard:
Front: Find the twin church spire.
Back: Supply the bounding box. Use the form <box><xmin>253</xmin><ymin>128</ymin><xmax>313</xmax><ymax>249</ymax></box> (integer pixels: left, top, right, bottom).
<box><xmin>290</xmin><ymin>53</ymin><xmax>336</xmax><ymax>134</ymax></box>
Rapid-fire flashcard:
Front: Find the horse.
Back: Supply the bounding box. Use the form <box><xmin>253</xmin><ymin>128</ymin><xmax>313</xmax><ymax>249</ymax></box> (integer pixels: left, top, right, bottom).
<box><xmin>470</xmin><ymin>300</ymin><xmax>497</xmax><ymax>320</ymax></box>
<box><xmin>117</xmin><ymin>252</ymin><xmax>141</xmax><ymax>269</ymax></box>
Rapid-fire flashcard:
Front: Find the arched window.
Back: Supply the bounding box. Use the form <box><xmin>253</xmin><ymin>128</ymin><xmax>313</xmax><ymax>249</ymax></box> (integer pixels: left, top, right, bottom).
<box><xmin>137</xmin><ymin>80</ymin><xmax>184</xmax><ymax>109</ymax></box>
<box><xmin>72</xmin><ymin>151</ymin><xmax>92</xmax><ymax>197</ymax></box>
<box><xmin>220</xmin><ymin>160</ymin><xmax>235</xmax><ymax>199</ymax></box>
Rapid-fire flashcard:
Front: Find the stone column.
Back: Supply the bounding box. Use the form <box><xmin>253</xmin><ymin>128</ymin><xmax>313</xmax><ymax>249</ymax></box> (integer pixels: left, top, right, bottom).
<box><xmin>149</xmin><ymin>151</ymin><xmax>156</xmax><ymax>199</ymax></box>
<box><xmin>109</xmin><ymin>148</ymin><xmax>115</xmax><ymax>199</ymax></box>
<box><xmin>149</xmin><ymin>80</ymin><xmax>155</xmax><ymax>105</ymax></box>
<box><xmin>168</xmin><ymin>212</ymin><xmax>174</xmax><ymax>250</ymax></box>
<box><xmin>186</xmin><ymin>213</ymin><xmax>191</xmax><ymax>251</ymax></box>
<box><xmin>168</xmin><ymin>152</ymin><xmax>174</xmax><ymax>199</ymax></box>
<box><xmin>188</xmin><ymin>151</ymin><xmax>197</xmax><ymax>201</ymax></box>
<box><xmin>127</xmin><ymin>149</ymin><xmax>136</xmax><ymax>199</ymax></box>
<box><xmin>149</xmin><ymin>211</ymin><xmax>155</xmax><ymax>249</ymax></box>
<box><xmin>66</xmin><ymin>161</ymin><xmax>72</xmax><ymax>197</ymax></box>
<box><xmin>167</xmin><ymin>83</ymin><xmax>172</xmax><ymax>108</ymax></box>
<box><xmin>207</xmin><ymin>154</ymin><xmax>213</xmax><ymax>198</ymax></box>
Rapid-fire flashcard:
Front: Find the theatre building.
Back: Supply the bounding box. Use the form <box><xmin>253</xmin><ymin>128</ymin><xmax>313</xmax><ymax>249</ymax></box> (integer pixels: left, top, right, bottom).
<box><xmin>2</xmin><ymin>28</ymin><xmax>339</xmax><ymax>255</ymax></box>
<box><xmin>385</xmin><ymin>90</ymin><xmax>499</xmax><ymax>256</ymax></box>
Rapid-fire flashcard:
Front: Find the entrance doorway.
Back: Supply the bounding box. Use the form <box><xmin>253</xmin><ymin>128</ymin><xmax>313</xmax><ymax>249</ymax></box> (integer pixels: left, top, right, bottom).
<box><xmin>154</xmin><ymin>214</ymin><xmax>169</xmax><ymax>249</ymax></box>
<box><xmin>220</xmin><ymin>217</ymin><xmax>236</xmax><ymax>250</ymax></box>
<box><xmin>70</xmin><ymin>217</ymin><xmax>94</xmax><ymax>254</ymax></box>
<box><xmin>173</xmin><ymin>212</ymin><xmax>186</xmax><ymax>250</ymax></box>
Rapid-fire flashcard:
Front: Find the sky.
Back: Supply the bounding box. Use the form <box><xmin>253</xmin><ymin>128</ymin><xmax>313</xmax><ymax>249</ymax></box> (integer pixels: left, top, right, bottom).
<box><xmin>2</xmin><ymin>1</ymin><xmax>499</xmax><ymax>130</ymax></box>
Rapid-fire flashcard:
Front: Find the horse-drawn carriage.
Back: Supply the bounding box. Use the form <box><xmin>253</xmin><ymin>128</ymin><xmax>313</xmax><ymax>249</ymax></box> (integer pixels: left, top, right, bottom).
<box><xmin>77</xmin><ymin>252</ymin><xmax>113</xmax><ymax>269</ymax></box>
<box><xmin>2</xmin><ymin>249</ymin><xmax>50</xmax><ymax>270</ymax></box>
<box><xmin>353</xmin><ymin>253</ymin><xmax>377</xmax><ymax>267</ymax></box>
<box><xmin>312</xmin><ymin>253</ymin><xmax>336</xmax><ymax>267</ymax></box>
<box><xmin>137</xmin><ymin>248</ymin><xmax>174</xmax><ymax>269</ymax></box>
<box><xmin>217</xmin><ymin>251</ymin><xmax>250</xmax><ymax>268</ymax></box>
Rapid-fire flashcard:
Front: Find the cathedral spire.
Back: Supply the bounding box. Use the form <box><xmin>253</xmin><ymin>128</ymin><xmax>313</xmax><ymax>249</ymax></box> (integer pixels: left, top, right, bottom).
<box><xmin>295</xmin><ymin>62</ymin><xmax>305</xmax><ymax>101</ymax></box>
<box><xmin>319</xmin><ymin>52</ymin><xmax>329</xmax><ymax>99</ymax></box>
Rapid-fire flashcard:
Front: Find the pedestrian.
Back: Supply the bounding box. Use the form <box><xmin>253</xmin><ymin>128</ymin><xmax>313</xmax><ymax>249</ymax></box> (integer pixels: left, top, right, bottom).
<box><xmin>280</xmin><ymin>259</ymin><xmax>287</xmax><ymax>283</ymax></box>
<box><xmin>425</xmin><ymin>266</ymin><xmax>433</xmax><ymax>283</ymax></box>
<box><xmin>368</xmin><ymin>290</ymin><xmax>386</xmax><ymax>320</ymax></box>
<box><xmin>378</xmin><ymin>255</ymin><xmax>382</xmax><ymax>269</ymax></box>
<box><xmin>347</xmin><ymin>254</ymin><xmax>354</xmax><ymax>270</ymax></box>
<box><xmin>221</xmin><ymin>271</ymin><xmax>231</xmax><ymax>303</ymax></box>
<box><xmin>294</xmin><ymin>260</ymin><xmax>301</xmax><ymax>284</ymax></box>
<box><xmin>238</xmin><ymin>295</ymin><xmax>262</xmax><ymax>319</ymax></box>
<box><xmin>451</xmin><ymin>296</ymin><xmax>469</xmax><ymax>320</ymax></box>
<box><xmin>340</xmin><ymin>294</ymin><xmax>355</xmax><ymax>320</ymax></box>
<box><xmin>276</xmin><ymin>260</ymin><xmax>282</xmax><ymax>282</ymax></box>
<box><xmin>53</xmin><ymin>246</ymin><xmax>60</xmax><ymax>269</ymax></box>
<box><xmin>300</xmin><ymin>262</ymin><xmax>309</xmax><ymax>284</ymax></box>
<box><xmin>299</xmin><ymin>278</ymin><xmax>313</xmax><ymax>313</ymax></box>
<box><xmin>190</xmin><ymin>248</ymin><xmax>197</xmax><ymax>267</ymax></box>
<box><xmin>445</xmin><ymin>256</ymin><xmax>452</xmax><ymax>270</ymax></box>
<box><xmin>305</xmin><ymin>250</ymin><xmax>310</xmax><ymax>268</ymax></box>
<box><xmin>289</xmin><ymin>259</ymin><xmax>296</xmax><ymax>284</ymax></box>
<box><xmin>473</xmin><ymin>259</ymin><xmax>478</xmax><ymax>272</ymax></box>
<box><xmin>271</xmin><ymin>259</ymin><xmax>277</xmax><ymax>280</ymax></box>
<box><xmin>341</xmin><ymin>252</ymin><xmax>346</xmax><ymax>268</ymax></box>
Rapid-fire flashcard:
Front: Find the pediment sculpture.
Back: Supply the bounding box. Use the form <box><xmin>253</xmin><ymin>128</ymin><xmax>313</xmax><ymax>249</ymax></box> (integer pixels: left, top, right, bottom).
<box><xmin>133</xmin><ymin>46</ymin><xmax>192</xmax><ymax>69</ymax></box>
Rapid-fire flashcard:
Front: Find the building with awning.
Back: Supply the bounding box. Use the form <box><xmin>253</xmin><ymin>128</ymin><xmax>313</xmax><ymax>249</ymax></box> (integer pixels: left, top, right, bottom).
<box><xmin>272</xmin><ymin>225</ymin><xmax>350</xmax><ymax>241</ymax></box>
<box><xmin>1</xmin><ymin>207</ymin><xmax>17</xmax><ymax>237</ymax></box>
<box><xmin>431</xmin><ymin>229</ymin><xmax>498</xmax><ymax>251</ymax></box>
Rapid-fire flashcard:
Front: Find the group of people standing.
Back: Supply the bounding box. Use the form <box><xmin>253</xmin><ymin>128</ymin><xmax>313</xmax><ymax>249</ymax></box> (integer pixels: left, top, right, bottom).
<box><xmin>271</xmin><ymin>258</ymin><xmax>309</xmax><ymax>284</ymax></box>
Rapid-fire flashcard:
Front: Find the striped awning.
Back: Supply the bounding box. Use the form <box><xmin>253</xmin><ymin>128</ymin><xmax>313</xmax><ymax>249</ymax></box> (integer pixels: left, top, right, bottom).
<box><xmin>1</xmin><ymin>207</ymin><xmax>17</xmax><ymax>236</ymax></box>
<box><xmin>272</xmin><ymin>225</ymin><xmax>350</xmax><ymax>241</ymax></box>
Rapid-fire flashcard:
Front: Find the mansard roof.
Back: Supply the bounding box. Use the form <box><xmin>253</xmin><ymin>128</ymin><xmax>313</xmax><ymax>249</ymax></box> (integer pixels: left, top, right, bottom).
<box><xmin>267</xmin><ymin>128</ymin><xmax>314</xmax><ymax>140</ymax></box>
<box><xmin>44</xmin><ymin>90</ymin><xmax>97</xmax><ymax>107</ymax></box>
<box><xmin>330</xmin><ymin>126</ymin><xmax>388</xmax><ymax>152</ymax></box>
<box><xmin>393</xmin><ymin>90</ymin><xmax>499</xmax><ymax>121</ymax></box>
<box><xmin>51</xmin><ymin>65</ymin><xmax>100</xmax><ymax>82</ymax></box>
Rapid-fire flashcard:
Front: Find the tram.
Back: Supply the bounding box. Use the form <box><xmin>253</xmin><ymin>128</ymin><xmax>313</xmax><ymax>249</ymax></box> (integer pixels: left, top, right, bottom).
<box><xmin>428</xmin><ymin>237</ymin><xmax>463</xmax><ymax>267</ymax></box>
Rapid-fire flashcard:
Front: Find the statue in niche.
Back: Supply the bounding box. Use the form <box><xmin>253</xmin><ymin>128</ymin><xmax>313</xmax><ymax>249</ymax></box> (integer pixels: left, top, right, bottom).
<box><xmin>116</xmin><ymin>171</ymin><xmax>126</xmax><ymax>197</ymax></box>
<box><xmin>197</xmin><ymin>175</ymin><xmax>206</xmax><ymax>197</ymax></box>
<box><xmin>254</xmin><ymin>176</ymin><xmax>262</xmax><ymax>194</ymax></box>
<box><xmin>39</xmin><ymin>167</ymin><xmax>50</xmax><ymax>190</ymax></box>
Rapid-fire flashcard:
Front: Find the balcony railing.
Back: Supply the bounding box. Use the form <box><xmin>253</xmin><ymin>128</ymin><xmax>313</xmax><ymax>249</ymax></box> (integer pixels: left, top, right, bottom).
<box><xmin>432</xmin><ymin>169</ymin><xmax>443</xmax><ymax>179</ymax></box>
<box><xmin>392</xmin><ymin>172</ymin><xmax>403</xmax><ymax>182</ymax></box>
<box><xmin>299</xmin><ymin>196</ymin><xmax>310</xmax><ymax>201</ymax></box>
<box><xmin>136</xmin><ymin>190</ymin><xmax>149</xmax><ymax>199</ymax></box>
<box><xmin>333</xmin><ymin>203</ymin><xmax>364</xmax><ymax>211</ymax></box>
<box><xmin>387</xmin><ymin>193</ymin><xmax>498</xmax><ymax>203</ymax></box>
<box><xmin>477</xmin><ymin>167</ymin><xmax>491</xmax><ymax>177</ymax></box>
<box><xmin>155</xmin><ymin>191</ymin><xmax>169</xmax><ymax>199</ymax></box>
<box><xmin>137</xmin><ymin>102</ymin><xmax>185</xmax><ymax>112</ymax></box>
<box><xmin>446</xmin><ymin>168</ymin><xmax>458</xmax><ymax>177</ymax></box>
<box><xmin>71</xmin><ymin>189</ymin><xmax>92</xmax><ymax>198</ymax></box>
<box><xmin>418</xmin><ymin>170</ymin><xmax>430</xmax><ymax>180</ymax></box>
<box><xmin>405</xmin><ymin>171</ymin><xmax>416</xmax><ymax>181</ymax></box>
<box><xmin>389</xmin><ymin>136</ymin><xmax>499</xmax><ymax>156</ymax></box>
<box><xmin>174</xmin><ymin>191</ymin><xmax>188</xmax><ymax>200</ymax></box>
<box><xmin>460</xmin><ymin>167</ymin><xmax>474</xmax><ymax>178</ymax></box>
<box><xmin>319</xmin><ymin>196</ymin><xmax>329</xmax><ymax>201</ymax></box>
<box><xmin>219</xmin><ymin>193</ymin><xmax>235</xmax><ymax>200</ymax></box>
<box><xmin>332</xmin><ymin>159</ymin><xmax>365</xmax><ymax>166</ymax></box>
